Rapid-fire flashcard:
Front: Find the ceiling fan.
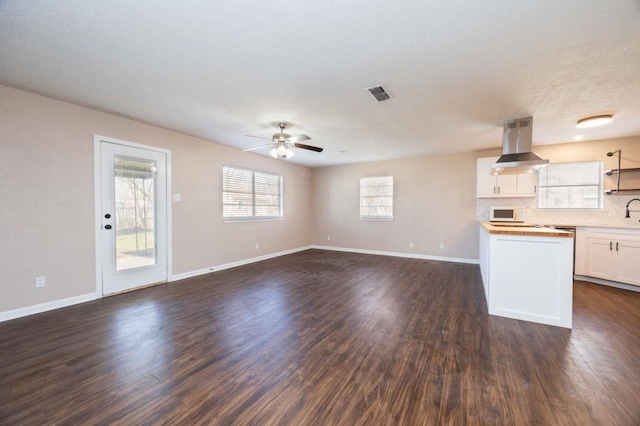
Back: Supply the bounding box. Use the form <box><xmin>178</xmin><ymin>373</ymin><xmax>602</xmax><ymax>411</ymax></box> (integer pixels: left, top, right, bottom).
<box><xmin>243</xmin><ymin>123</ymin><xmax>324</xmax><ymax>159</ymax></box>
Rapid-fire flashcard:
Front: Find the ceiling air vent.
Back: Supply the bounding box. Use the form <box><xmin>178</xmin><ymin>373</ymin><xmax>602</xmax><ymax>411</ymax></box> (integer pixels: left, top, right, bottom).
<box><xmin>366</xmin><ymin>85</ymin><xmax>391</xmax><ymax>102</ymax></box>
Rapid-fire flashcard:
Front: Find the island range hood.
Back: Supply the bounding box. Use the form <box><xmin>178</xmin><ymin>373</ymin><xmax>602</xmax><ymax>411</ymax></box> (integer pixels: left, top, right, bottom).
<box><xmin>491</xmin><ymin>117</ymin><xmax>548</xmax><ymax>175</ymax></box>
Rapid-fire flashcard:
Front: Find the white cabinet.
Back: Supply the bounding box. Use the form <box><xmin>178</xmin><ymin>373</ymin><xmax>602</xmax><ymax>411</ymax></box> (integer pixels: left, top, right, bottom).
<box><xmin>479</xmin><ymin>224</ymin><xmax>574</xmax><ymax>328</ymax></box>
<box><xmin>476</xmin><ymin>157</ymin><xmax>538</xmax><ymax>198</ymax></box>
<box><xmin>516</xmin><ymin>172</ymin><xmax>538</xmax><ymax>196</ymax></box>
<box><xmin>575</xmin><ymin>227</ymin><xmax>640</xmax><ymax>286</ymax></box>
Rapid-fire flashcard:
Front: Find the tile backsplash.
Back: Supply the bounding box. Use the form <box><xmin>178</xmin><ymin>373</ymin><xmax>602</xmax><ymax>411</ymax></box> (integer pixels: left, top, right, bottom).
<box><xmin>477</xmin><ymin>195</ymin><xmax>640</xmax><ymax>228</ymax></box>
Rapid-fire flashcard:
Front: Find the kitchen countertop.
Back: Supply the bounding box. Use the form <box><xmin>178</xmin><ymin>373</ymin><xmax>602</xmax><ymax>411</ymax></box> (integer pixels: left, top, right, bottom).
<box><xmin>480</xmin><ymin>222</ymin><xmax>575</xmax><ymax>237</ymax></box>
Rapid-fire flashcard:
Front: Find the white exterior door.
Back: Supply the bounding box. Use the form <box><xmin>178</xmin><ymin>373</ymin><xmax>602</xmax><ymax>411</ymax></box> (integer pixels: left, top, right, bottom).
<box><xmin>97</xmin><ymin>139</ymin><xmax>169</xmax><ymax>295</ymax></box>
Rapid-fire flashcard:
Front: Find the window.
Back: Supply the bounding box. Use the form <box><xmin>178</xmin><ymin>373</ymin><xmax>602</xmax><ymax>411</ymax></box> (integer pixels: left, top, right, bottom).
<box><xmin>360</xmin><ymin>176</ymin><xmax>393</xmax><ymax>219</ymax></box>
<box><xmin>223</xmin><ymin>165</ymin><xmax>282</xmax><ymax>219</ymax></box>
<box><xmin>537</xmin><ymin>161</ymin><xmax>603</xmax><ymax>209</ymax></box>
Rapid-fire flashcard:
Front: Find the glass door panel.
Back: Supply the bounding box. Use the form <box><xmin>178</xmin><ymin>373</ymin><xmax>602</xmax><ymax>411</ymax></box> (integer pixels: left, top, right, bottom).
<box><xmin>114</xmin><ymin>155</ymin><xmax>157</xmax><ymax>271</ymax></box>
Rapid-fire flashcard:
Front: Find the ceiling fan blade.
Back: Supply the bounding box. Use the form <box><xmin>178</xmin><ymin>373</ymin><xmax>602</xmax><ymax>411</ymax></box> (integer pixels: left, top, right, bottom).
<box><xmin>288</xmin><ymin>134</ymin><xmax>311</xmax><ymax>143</ymax></box>
<box><xmin>243</xmin><ymin>143</ymin><xmax>272</xmax><ymax>152</ymax></box>
<box><xmin>245</xmin><ymin>135</ymin><xmax>272</xmax><ymax>141</ymax></box>
<box><xmin>294</xmin><ymin>143</ymin><xmax>323</xmax><ymax>153</ymax></box>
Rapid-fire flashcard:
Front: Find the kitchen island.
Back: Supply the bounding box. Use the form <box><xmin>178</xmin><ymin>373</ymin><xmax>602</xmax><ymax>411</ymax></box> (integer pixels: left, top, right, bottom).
<box><xmin>479</xmin><ymin>222</ymin><xmax>575</xmax><ymax>328</ymax></box>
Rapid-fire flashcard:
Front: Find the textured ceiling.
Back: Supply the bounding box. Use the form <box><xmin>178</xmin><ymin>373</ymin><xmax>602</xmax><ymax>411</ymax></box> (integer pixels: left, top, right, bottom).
<box><xmin>2</xmin><ymin>1</ymin><xmax>640</xmax><ymax>167</ymax></box>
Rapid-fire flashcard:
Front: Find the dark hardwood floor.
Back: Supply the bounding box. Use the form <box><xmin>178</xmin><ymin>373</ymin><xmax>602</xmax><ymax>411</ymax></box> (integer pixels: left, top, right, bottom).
<box><xmin>1</xmin><ymin>249</ymin><xmax>640</xmax><ymax>425</ymax></box>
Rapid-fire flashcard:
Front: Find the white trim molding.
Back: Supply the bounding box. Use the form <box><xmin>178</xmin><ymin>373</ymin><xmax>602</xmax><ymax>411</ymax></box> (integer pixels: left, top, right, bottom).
<box><xmin>170</xmin><ymin>245</ymin><xmax>478</xmax><ymax>283</ymax></box>
<box><xmin>171</xmin><ymin>246</ymin><xmax>314</xmax><ymax>281</ymax></box>
<box><xmin>93</xmin><ymin>135</ymin><xmax>173</xmax><ymax>296</ymax></box>
<box><xmin>574</xmin><ymin>275</ymin><xmax>640</xmax><ymax>293</ymax></box>
<box><xmin>0</xmin><ymin>293</ymin><xmax>97</xmax><ymax>323</ymax></box>
<box><xmin>311</xmin><ymin>245</ymin><xmax>480</xmax><ymax>265</ymax></box>
<box><xmin>1</xmin><ymin>245</ymin><xmax>478</xmax><ymax>323</ymax></box>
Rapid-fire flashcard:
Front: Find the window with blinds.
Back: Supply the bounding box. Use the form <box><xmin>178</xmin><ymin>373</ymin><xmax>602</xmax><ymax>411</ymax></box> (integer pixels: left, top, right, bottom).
<box><xmin>223</xmin><ymin>166</ymin><xmax>282</xmax><ymax>219</ymax></box>
<box><xmin>360</xmin><ymin>176</ymin><xmax>394</xmax><ymax>219</ymax></box>
<box><xmin>537</xmin><ymin>161</ymin><xmax>603</xmax><ymax>209</ymax></box>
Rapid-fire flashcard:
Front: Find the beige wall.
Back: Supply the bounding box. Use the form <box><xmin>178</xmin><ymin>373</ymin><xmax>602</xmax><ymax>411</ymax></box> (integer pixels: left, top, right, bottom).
<box><xmin>477</xmin><ymin>136</ymin><xmax>640</xmax><ymax>170</ymax></box>
<box><xmin>3</xmin><ymin>83</ymin><xmax>639</xmax><ymax>315</ymax></box>
<box><xmin>311</xmin><ymin>135</ymin><xmax>640</xmax><ymax>262</ymax></box>
<box><xmin>0</xmin><ymin>85</ymin><xmax>312</xmax><ymax>312</ymax></box>
<box><xmin>537</xmin><ymin>137</ymin><xmax>640</xmax><ymax>197</ymax></box>
<box><xmin>476</xmin><ymin>136</ymin><xmax>640</xmax><ymax>228</ymax></box>
<box><xmin>311</xmin><ymin>152</ymin><xmax>480</xmax><ymax>261</ymax></box>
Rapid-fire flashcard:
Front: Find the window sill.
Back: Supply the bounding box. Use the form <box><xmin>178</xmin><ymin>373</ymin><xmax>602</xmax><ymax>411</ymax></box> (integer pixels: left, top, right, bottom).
<box><xmin>223</xmin><ymin>217</ymin><xmax>284</xmax><ymax>223</ymax></box>
<box><xmin>360</xmin><ymin>217</ymin><xmax>394</xmax><ymax>221</ymax></box>
<box><xmin>534</xmin><ymin>208</ymin><xmax>605</xmax><ymax>213</ymax></box>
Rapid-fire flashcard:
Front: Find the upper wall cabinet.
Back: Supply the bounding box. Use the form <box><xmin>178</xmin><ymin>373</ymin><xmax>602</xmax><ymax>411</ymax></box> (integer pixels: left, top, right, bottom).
<box><xmin>476</xmin><ymin>157</ymin><xmax>538</xmax><ymax>198</ymax></box>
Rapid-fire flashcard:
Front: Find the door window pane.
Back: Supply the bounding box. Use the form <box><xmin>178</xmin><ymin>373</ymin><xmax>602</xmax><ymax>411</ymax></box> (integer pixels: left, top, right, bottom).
<box><xmin>114</xmin><ymin>155</ymin><xmax>157</xmax><ymax>270</ymax></box>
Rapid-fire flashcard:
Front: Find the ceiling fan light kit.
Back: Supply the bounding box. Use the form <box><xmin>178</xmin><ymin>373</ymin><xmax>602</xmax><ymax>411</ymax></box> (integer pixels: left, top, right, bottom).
<box><xmin>270</xmin><ymin>144</ymin><xmax>295</xmax><ymax>159</ymax></box>
<box><xmin>244</xmin><ymin>122</ymin><xmax>323</xmax><ymax>160</ymax></box>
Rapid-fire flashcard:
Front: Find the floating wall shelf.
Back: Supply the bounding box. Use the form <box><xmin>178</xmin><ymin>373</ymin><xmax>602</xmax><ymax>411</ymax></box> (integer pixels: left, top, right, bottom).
<box><xmin>604</xmin><ymin>150</ymin><xmax>640</xmax><ymax>195</ymax></box>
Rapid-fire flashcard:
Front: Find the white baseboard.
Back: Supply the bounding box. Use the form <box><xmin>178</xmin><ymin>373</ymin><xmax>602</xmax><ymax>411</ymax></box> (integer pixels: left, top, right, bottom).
<box><xmin>0</xmin><ymin>293</ymin><xmax>98</xmax><ymax>323</ymax></box>
<box><xmin>170</xmin><ymin>245</ymin><xmax>314</xmax><ymax>282</ymax></box>
<box><xmin>311</xmin><ymin>245</ymin><xmax>480</xmax><ymax>265</ymax></box>
<box><xmin>1</xmin><ymin>245</ymin><xmax>476</xmax><ymax>323</ymax></box>
<box><xmin>574</xmin><ymin>275</ymin><xmax>640</xmax><ymax>293</ymax></box>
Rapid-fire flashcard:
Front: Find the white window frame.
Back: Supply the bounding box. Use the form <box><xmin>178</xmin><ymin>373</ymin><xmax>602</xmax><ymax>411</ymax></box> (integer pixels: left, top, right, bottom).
<box><xmin>537</xmin><ymin>161</ymin><xmax>603</xmax><ymax>210</ymax></box>
<box><xmin>223</xmin><ymin>165</ymin><xmax>283</xmax><ymax>221</ymax></box>
<box><xmin>360</xmin><ymin>176</ymin><xmax>394</xmax><ymax>220</ymax></box>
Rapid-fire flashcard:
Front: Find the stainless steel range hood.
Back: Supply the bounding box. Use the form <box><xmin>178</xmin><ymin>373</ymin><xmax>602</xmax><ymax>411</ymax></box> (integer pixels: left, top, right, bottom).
<box><xmin>491</xmin><ymin>117</ymin><xmax>548</xmax><ymax>175</ymax></box>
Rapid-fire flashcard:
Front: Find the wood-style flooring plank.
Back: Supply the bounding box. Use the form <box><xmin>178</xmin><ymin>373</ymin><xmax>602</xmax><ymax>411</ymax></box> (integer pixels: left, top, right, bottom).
<box><xmin>1</xmin><ymin>249</ymin><xmax>640</xmax><ymax>424</ymax></box>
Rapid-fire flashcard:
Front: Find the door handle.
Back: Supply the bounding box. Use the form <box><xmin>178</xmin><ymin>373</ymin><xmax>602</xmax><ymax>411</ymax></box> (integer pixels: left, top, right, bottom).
<box><xmin>104</xmin><ymin>224</ymin><xmax>112</xmax><ymax>230</ymax></box>
<box><xmin>616</xmin><ymin>242</ymin><xmax>619</xmax><ymax>251</ymax></box>
<box><xmin>610</xmin><ymin>241</ymin><xmax>613</xmax><ymax>251</ymax></box>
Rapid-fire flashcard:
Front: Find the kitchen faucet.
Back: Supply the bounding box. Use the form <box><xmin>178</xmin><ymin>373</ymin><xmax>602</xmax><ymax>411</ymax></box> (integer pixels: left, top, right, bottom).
<box><xmin>625</xmin><ymin>198</ymin><xmax>640</xmax><ymax>221</ymax></box>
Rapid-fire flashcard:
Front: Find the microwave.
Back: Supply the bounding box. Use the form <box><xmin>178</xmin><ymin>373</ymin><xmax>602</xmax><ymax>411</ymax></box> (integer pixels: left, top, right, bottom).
<box><xmin>490</xmin><ymin>206</ymin><xmax>524</xmax><ymax>222</ymax></box>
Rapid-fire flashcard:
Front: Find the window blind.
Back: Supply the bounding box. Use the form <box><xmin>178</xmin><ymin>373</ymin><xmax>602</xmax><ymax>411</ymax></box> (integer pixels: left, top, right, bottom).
<box><xmin>360</xmin><ymin>176</ymin><xmax>393</xmax><ymax>219</ymax></box>
<box><xmin>537</xmin><ymin>161</ymin><xmax>602</xmax><ymax>209</ymax></box>
<box><xmin>223</xmin><ymin>166</ymin><xmax>282</xmax><ymax>219</ymax></box>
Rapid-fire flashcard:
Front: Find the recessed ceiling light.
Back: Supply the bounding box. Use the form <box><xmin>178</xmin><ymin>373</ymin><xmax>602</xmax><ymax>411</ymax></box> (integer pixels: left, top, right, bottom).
<box><xmin>576</xmin><ymin>115</ymin><xmax>613</xmax><ymax>128</ymax></box>
<box><xmin>573</xmin><ymin>135</ymin><xmax>584</xmax><ymax>141</ymax></box>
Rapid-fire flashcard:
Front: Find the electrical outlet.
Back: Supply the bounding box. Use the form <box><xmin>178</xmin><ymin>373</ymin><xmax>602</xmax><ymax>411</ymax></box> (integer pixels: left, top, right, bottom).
<box><xmin>255</xmin><ymin>243</ymin><xmax>259</xmax><ymax>249</ymax></box>
<box><xmin>35</xmin><ymin>276</ymin><xmax>46</xmax><ymax>288</ymax></box>
<box><xmin>439</xmin><ymin>243</ymin><xmax>445</xmax><ymax>250</ymax></box>
<box><xmin>327</xmin><ymin>236</ymin><xmax>331</xmax><ymax>241</ymax></box>
<box><xmin>409</xmin><ymin>242</ymin><xmax>414</xmax><ymax>248</ymax></box>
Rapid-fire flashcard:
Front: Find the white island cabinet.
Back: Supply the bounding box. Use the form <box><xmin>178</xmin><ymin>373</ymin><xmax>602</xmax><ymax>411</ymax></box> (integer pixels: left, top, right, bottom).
<box><xmin>479</xmin><ymin>223</ymin><xmax>575</xmax><ymax>329</ymax></box>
